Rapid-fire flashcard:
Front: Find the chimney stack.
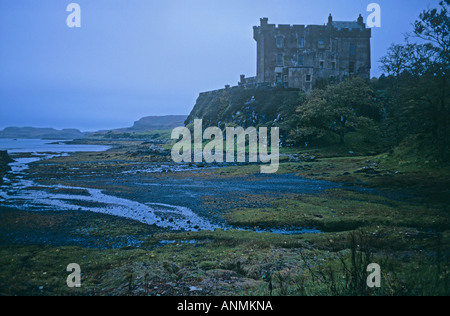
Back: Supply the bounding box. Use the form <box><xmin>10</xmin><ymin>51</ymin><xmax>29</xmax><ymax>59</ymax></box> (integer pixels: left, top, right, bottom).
<box><xmin>357</xmin><ymin>14</ymin><xmax>364</xmax><ymax>25</ymax></box>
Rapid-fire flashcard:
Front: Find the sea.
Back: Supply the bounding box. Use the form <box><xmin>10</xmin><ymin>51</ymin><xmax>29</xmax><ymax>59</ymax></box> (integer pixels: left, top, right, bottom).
<box><xmin>0</xmin><ymin>138</ymin><xmax>110</xmax><ymax>154</ymax></box>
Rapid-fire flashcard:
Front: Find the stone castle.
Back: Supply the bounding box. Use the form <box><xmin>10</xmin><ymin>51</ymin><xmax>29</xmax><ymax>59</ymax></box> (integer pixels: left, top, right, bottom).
<box><xmin>200</xmin><ymin>13</ymin><xmax>371</xmax><ymax>96</ymax></box>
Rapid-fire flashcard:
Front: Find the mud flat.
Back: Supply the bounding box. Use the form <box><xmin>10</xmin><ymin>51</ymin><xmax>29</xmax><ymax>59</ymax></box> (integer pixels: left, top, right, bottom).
<box><xmin>1</xmin><ymin>139</ymin><xmax>339</xmax><ymax>235</ymax></box>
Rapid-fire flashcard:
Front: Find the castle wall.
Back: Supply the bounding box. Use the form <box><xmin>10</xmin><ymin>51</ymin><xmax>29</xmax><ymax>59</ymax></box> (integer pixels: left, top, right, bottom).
<box><xmin>253</xmin><ymin>15</ymin><xmax>371</xmax><ymax>91</ymax></box>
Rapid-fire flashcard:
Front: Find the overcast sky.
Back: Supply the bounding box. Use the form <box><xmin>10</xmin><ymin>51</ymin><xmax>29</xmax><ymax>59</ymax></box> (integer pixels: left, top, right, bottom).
<box><xmin>0</xmin><ymin>0</ymin><xmax>441</xmax><ymax>131</ymax></box>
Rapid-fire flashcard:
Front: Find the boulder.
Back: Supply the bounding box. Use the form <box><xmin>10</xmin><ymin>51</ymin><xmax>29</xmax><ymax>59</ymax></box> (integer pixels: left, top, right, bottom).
<box><xmin>0</xmin><ymin>151</ymin><xmax>14</xmax><ymax>164</ymax></box>
<box><xmin>0</xmin><ymin>150</ymin><xmax>14</xmax><ymax>184</ymax></box>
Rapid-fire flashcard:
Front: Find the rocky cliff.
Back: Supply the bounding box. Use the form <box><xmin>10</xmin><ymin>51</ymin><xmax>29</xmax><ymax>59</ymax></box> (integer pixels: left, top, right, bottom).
<box><xmin>185</xmin><ymin>86</ymin><xmax>301</xmax><ymax>142</ymax></box>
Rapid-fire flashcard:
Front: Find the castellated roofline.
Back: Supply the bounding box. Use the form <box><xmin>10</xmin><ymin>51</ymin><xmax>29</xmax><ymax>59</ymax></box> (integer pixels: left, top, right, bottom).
<box><xmin>254</xmin><ymin>15</ymin><xmax>369</xmax><ymax>33</ymax></box>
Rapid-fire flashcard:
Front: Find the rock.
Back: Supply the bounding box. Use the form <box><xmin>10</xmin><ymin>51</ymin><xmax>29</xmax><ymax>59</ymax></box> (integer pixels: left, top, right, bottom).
<box><xmin>0</xmin><ymin>151</ymin><xmax>14</xmax><ymax>164</ymax></box>
<box><xmin>0</xmin><ymin>151</ymin><xmax>14</xmax><ymax>184</ymax></box>
<box><xmin>354</xmin><ymin>166</ymin><xmax>381</xmax><ymax>175</ymax></box>
<box><xmin>189</xmin><ymin>286</ymin><xmax>202</xmax><ymax>292</ymax></box>
<box><xmin>163</xmin><ymin>262</ymin><xmax>180</xmax><ymax>274</ymax></box>
<box><xmin>288</xmin><ymin>154</ymin><xmax>318</xmax><ymax>163</ymax></box>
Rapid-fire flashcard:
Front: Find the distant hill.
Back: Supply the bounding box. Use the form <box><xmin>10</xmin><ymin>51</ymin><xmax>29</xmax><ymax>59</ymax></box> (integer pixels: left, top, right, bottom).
<box><xmin>95</xmin><ymin>115</ymin><xmax>188</xmax><ymax>134</ymax></box>
<box><xmin>127</xmin><ymin>115</ymin><xmax>188</xmax><ymax>131</ymax></box>
<box><xmin>0</xmin><ymin>116</ymin><xmax>188</xmax><ymax>140</ymax></box>
<box><xmin>0</xmin><ymin>127</ymin><xmax>85</xmax><ymax>139</ymax></box>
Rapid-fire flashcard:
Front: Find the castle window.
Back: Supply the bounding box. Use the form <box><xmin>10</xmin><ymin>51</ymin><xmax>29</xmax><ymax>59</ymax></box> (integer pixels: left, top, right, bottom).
<box><xmin>318</xmin><ymin>38</ymin><xmax>325</xmax><ymax>49</ymax></box>
<box><xmin>349</xmin><ymin>61</ymin><xmax>355</xmax><ymax>73</ymax></box>
<box><xmin>283</xmin><ymin>75</ymin><xmax>288</xmax><ymax>82</ymax></box>
<box><xmin>276</xmin><ymin>36</ymin><xmax>284</xmax><ymax>48</ymax></box>
<box><xmin>350</xmin><ymin>44</ymin><xmax>356</xmax><ymax>55</ymax></box>
<box><xmin>332</xmin><ymin>61</ymin><xmax>336</xmax><ymax>69</ymax></box>
<box><xmin>276</xmin><ymin>54</ymin><xmax>284</xmax><ymax>66</ymax></box>
<box><xmin>276</xmin><ymin>74</ymin><xmax>283</xmax><ymax>84</ymax></box>
<box><xmin>298</xmin><ymin>54</ymin><xmax>304</xmax><ymax>66</ymax></box>
<box><xmin>305</xmin><ymin>74</ymin><xmax>312</xmax><ymax>82</ymax></box>
<box><xmin>297</xmin><ymin>37</ymin><xmax>304</xmax><ymax>48</ymax></box>
<box><xmin>319</xmin><ymin>60</ymin><xmax>325</xmax><ymax>69</ymax></box>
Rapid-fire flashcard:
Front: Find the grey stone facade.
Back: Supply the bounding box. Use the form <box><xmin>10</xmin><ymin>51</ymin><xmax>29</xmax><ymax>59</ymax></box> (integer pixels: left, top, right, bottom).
<box><xmin>252</xmin><ymin>14</ymin><xmax>371</xmax><ymax>91</ymax></box>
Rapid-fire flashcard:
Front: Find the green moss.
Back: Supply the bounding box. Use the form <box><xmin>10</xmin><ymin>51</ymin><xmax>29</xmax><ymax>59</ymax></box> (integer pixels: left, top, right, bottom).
<box><xmin>1</xmin><ymin>224</ymin><xmax>448</xmax><ymax>296</ymax></box>
<box><xmin>223</xmin><ymin>187</ymin><xmax>449</xmax><ymax>233</ymax></box>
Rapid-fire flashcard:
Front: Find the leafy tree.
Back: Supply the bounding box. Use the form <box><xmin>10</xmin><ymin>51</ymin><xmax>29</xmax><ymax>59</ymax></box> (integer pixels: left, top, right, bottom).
<box><xmin>295</xmin><ymin>78</ymin><xmax>379</xmax><ymax>144</ymax></box>
<box><xmin>379</xmin><ymin>0</ymin><xmax>450</xmax><ymax>161</ymax></box>
<box><xmin>414</xmin><ymin>0</ymin><xmax>450</xmax><ymax>65</ymax></box>
<box><xmin>291</xmin><ymin>89</ymin><xmax>328</xmax><ymax>145</ymax></box>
